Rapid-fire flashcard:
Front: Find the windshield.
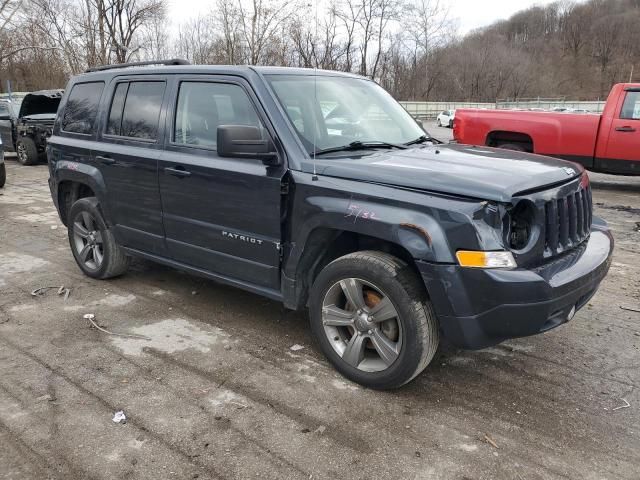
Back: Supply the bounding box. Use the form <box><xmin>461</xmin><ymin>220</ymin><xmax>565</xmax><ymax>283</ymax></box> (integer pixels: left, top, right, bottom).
<box><xmin>266</xmin><ymin>74</ymin><xmax>424</xmax><ymax>154</ymax></box>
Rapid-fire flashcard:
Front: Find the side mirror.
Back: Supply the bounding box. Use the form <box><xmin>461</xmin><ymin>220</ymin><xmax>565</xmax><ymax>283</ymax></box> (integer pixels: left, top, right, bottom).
<box><xmin>217</xmin><ymin>125</ymin><xmax>280</xmax><ymax>165</ymax></box>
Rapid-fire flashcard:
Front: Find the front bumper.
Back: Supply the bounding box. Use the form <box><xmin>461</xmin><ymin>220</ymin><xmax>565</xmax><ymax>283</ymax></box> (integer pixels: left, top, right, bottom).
<box><xmin>418</xmin><ymin>219</ymin><xmax>613</xmax><ymax>349</ymax></box>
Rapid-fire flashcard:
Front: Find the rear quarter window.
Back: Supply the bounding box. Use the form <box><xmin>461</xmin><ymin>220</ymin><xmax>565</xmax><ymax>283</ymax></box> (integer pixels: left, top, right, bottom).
<box><xmin>62</xmin><ymin>82</ymin><xmax>105</xmax><ymax>135</ymax></box>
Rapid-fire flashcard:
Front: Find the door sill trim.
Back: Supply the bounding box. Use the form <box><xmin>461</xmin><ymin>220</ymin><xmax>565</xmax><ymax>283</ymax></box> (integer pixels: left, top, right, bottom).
<box><xmin>122</xmin><ymin>247</ymin><xmax>283</xmax><ymax>302</ymax></box>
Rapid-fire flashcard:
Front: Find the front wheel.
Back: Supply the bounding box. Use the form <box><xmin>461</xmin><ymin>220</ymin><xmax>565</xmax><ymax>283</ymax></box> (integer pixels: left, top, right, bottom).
<box><xmin>68</xmin><ymin>197</ymin><xmax>129</xmax><ymax>279</ymax></box>
<box><xmin>309</xmin><ymin>251</ymin><xmax>439</xmax><ymax>389</ymax></box>
<box><xmin>16</xmin><ymin>137</ymin><xmax>39</xmax><ymax>166</ymax></box>
<box><xmin>437</xmin><ymin>119</ymin><xmax>442</xmax><ymax>127</ymax></box>
<box><xmin>0</xmin><ymin>163</ymin><xmax>5</xmax><ymax>188</ymax></box>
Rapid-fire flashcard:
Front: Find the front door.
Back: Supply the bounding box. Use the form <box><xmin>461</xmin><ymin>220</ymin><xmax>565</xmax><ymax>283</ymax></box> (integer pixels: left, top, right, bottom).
<box><xmin>158</xmin><ymin>77</ymin><xmax>284</xmax><ymax>291</ymax></box>
<box><xmin>601</xmin><ymin>89</ymin><xmax>640</xmax><ymax>174</ymax></box>
<box><xmin>94</xmin><ymin>78</ymin><xmax>168</xmax><ymax>255</ymax></box>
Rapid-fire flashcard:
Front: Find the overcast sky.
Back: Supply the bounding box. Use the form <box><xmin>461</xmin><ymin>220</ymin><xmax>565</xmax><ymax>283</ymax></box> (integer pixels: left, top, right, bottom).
<box><xmin>166</xmin><ymin>0</ymin><xmax>562</xmax><ymax>34</ymax></box>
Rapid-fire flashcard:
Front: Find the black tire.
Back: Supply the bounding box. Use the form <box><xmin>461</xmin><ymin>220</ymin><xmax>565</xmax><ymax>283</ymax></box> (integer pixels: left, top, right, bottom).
<box><xmin>496</xmin><ymin>142</ymin><xmax>526</xmax><ymax>152</ymax></box>
<box><xmin>67</xmin><ymin>197</ymin><xmax>129</xmax><ymax>279</ymax></box>
<box><xmin>0</xmin><ymin>162</ymin><xmax>5</xmax><ymax>188</ymax></box>
<box><xmin>309</xmin><ymin>251</ymin><xmax>439</xmax><ymax>389</ymax></box>
<box><xmin>448</xmin><ymin>119</ymin><xmax>454</xmax><ymax>128</ymax></box>
<box><xmin>437</xmin><ymin>119</ymin><xmax>442</xmax><ymax>127</ymax></box>
<box><xmin>16</xmin><ymin>137</ymin><xmax>39</xmax><ymax>166</ymax></box>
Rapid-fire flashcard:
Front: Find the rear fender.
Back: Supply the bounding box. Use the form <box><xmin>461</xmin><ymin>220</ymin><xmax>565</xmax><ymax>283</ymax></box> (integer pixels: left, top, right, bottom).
<box><xmin>52</xmin><ymin>160</ymin><xmax>111</xmax><ymax>224</ymax></box>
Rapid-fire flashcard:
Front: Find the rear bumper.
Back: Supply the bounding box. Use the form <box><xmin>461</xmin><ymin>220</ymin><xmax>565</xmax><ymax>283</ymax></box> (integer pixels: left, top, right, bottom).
<box><xmin>418</xmin><ymin>219</ymin><xmax>613</xmax><ymax>349</ymax></box>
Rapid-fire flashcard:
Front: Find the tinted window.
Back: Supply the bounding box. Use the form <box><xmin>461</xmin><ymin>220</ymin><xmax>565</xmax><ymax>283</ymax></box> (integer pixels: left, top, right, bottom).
<box><xmin>620</xmin><ymin>91</ymin><xmax>640</xmax><ymax>120</ymax></box>
<box><xmin>174</xmin><ymin>82</ymin><xmax>263</xmax><ymax>147</ymax></box>
<box><xmin>120</xmin><ymin>82</ymin><xmax>165</xmax><ymax>140</ymax></box>
<box><xmin>106</xmin><ymin>83</ymin><xmax>128</xmax><ymax>135</ymax></box>
<box><xmin>62</xmin><ymin>82</ymin><xmax>104</xmax><ymax>134</ymax></box>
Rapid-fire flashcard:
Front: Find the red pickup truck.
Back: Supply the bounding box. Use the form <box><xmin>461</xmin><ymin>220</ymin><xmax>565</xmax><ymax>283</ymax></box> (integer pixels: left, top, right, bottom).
<box><xmin>453</xmin><ymin>83</ymin><xmax>640</xmax><ymax>175</ymax></box>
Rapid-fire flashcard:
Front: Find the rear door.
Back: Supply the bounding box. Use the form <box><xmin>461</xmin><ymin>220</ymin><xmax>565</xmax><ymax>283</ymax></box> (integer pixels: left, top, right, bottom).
<box><xmin>158</xmin><ymin>76</ymin><xmax>284</xmax><ymax>291</ymax></box>
<box><xmin>94</xmin><ymin>77</ymin><xmax>168</xmax><ymax>255</ymax></box>
<box><xmin>600</xmin><ymin>88</ymin><xmax>640</xmax><ymax>173</ymax></box>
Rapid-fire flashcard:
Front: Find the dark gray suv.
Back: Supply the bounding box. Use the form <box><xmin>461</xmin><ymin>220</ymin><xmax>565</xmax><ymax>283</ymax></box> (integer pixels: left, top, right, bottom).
<box><xmin>47</xmin><ymin>60</ymin><xmax>613</xmax><ymax>389</ymax></box>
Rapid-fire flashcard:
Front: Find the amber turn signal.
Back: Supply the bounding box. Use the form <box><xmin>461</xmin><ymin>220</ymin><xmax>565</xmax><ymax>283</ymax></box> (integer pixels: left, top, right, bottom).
<box><xmin>456</xmin><ymin>250</ymin><xmax>516</xmax><ymax>269</ymax></box>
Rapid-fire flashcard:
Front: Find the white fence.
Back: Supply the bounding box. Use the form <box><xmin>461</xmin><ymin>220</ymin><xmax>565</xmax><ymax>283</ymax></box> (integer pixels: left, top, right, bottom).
<box><xmin>400</xmin><ymin>100</ymin><xmax>606</xmax><ymax>119</ymax></box>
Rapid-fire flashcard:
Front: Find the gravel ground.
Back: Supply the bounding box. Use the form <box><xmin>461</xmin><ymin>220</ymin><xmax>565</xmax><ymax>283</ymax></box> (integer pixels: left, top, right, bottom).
<box><xmin>0</xmin><ymin>148</ymin><xmax>639</xmax><ymax>480</ymax></box>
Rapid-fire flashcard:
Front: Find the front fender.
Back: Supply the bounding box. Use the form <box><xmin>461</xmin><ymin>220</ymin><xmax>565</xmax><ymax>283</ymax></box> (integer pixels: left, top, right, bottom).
<box><xmin>298</xmin><ymin>195</ymin><xmax>455</xmax><ymax>265</ymax></box>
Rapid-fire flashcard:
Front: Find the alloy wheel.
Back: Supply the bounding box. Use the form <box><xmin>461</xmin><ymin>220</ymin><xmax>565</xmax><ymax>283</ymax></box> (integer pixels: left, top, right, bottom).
<box><xmin>321</xmin><ymin>278</ymin><xmax>402</xmax><ymax>372</ymax></box>
<box><xmin>17</xmin><ymin>143</ymin><xmax>27</xmax><ymax>164</ymax></box>
<box><xmin>72</xmin><ymin>211</ymin><xmax>104</xmax><ymax>270</ymax></box>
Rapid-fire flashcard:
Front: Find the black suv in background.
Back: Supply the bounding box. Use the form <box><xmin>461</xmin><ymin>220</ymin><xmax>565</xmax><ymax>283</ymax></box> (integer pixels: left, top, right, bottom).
<box><xmin>47</xmin><ymin>60</ymin><xmax>613</xmax><ymax>389</ymax></box>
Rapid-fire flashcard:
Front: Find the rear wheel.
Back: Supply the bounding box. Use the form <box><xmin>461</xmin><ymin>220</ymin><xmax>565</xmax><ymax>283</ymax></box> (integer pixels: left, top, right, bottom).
<box><xmin>16</xmin><ymin>137</ymin><xmax>39</xmax><ymax>166</ymax></box>
<box><xmin>496</xmin><ymin>142</ymin><xmax>527</xmax><ymax>152</ymax></box>
<box><xmin>0</xmin><ymin>162</ymin><xmax>5</xmax><ymax>188</ymax></box>
<box><xmin>309</xmin><ymin>251</ymin><xmax>439</xmax><ymax>389</ymax></box>
<box><xmin>68</xmin><ymin>197</ymin><xmax>129</xmax><ymax>279</ymax></box>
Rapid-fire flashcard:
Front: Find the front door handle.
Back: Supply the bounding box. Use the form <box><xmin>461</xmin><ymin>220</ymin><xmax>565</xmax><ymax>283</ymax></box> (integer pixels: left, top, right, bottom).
<box><xmin>164</xmin><ymin>166</ymin><xmax>191</xmax><ymax>178</ymax></box>
<box><xmin>96</xmin><ymin>155</ymin><xmax>116</xmax><ymax>165</ymax></box>
<box><xmin>615</xmin><ymin>126</ymin><xmax>636</xmax><ymax>132</ymax></box>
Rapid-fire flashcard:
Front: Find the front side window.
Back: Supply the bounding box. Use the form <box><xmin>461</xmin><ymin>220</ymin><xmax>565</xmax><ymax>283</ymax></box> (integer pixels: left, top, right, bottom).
<box><xmin>620</xmin><ymin>91</ymin><xmax>640</xmax><ymax>120</ymax></box>
<box><xmin>62</xmin><ymin>82</ymin><xmax>104</xmax><ymax>134</ymax></box>
<box><xmin>0</xmin><ymin>103</ymin><xmax>10</xmax><ymax>117</ymax></box>
<box><xmin>266</xmin><ymin>75</ymin><xmax>424</xmax><ymax>153</ymax></box>
<box><xmin>174</xmin><ymin>82</ymin><xmax>263</xmax><ymax>148</ymax></box>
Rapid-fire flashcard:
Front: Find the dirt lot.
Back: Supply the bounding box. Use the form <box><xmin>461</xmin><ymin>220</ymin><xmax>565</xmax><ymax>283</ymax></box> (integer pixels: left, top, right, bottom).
<box><xmin>1</xmin><ymin>149</ymin><xmax>639</xmax><ymax>480</ymax></box>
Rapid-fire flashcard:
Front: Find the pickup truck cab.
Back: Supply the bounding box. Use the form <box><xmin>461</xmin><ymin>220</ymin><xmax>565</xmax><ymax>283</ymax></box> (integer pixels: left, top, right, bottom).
<box><xmin>48</xmin><ymin>60</ymin><xmax>613</xmax><ymax>389</ymax></box>
<box><xmin>454</xmin><ymin>83</ymin><xmax>640</xmax><ymax>175</ymax></box>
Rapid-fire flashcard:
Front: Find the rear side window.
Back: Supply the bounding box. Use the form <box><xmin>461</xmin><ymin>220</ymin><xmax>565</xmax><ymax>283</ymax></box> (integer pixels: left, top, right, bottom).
<box><xmin>106</xmin><ymin>81</ymin><xmax>165</xmax><ymax>140</ymax></box>
<box><xmin>174</xmin><ymin>82</ymin><xmax>263</xmax><ymax>147</ymax></box>
<box><xmin>620</xmin><ymin>91</ymin><xmax>640</xmax><ymax>120</ymax></box>
<box><xmin>62</xmin><ymin>82</ymin><xmax>104</xmax><ymax>134</ymax></box>
<box><xmin>106</xmin><ymin>83</ymin><xmax>128</xmax><ymax>135</ymax></box>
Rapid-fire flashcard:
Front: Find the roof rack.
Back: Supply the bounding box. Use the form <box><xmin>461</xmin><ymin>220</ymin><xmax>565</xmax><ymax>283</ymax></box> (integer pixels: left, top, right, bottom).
<box><xmin>85</xmin><ymin>58</ymin><xmax>190</xmax><ymax>73</ymax></box>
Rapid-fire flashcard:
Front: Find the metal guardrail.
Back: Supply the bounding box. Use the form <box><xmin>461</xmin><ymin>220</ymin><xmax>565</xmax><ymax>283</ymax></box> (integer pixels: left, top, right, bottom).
<box><xmin>400</xmin><ymin>100</ymin><xmax>607</xmax><ymax>119</ymax></box>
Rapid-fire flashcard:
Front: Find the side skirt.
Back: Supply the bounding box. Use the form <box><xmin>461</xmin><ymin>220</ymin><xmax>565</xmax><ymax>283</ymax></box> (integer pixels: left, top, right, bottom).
<box><xmin>122</xmin><ymin>246</ymin><xmax>284</xmax><ymax>303</ymax></box>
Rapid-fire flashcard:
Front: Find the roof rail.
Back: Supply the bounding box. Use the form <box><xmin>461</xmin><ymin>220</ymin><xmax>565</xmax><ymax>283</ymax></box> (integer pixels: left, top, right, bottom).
<box><xmin>85</xmin><ymin>58</ymin><xmax>190</xmax><ymax>73</ymax></box>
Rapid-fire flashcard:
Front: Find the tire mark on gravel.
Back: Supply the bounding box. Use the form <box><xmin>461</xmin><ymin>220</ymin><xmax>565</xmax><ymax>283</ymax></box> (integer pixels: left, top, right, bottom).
<box><xmin>0</xmin><ymin>336</ymin><xmax>225</xmax><ymax>480</ymax></box>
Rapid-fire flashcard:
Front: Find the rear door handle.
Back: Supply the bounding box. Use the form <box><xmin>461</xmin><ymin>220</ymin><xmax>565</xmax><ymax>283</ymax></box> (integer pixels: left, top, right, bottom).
<box><xmin>615</xmin><ymin>126</ymin><xmax>636</xmax><ymax>132</ymax></box>
<box><xmin>96</xmin><ymin>155</ymin><xmax>116</xmax><ymax>165</ymax></box>
<box><xmin>164</xmin><ymin>166</ymin><xmax>191</xmax><ymax>178</ymax></box>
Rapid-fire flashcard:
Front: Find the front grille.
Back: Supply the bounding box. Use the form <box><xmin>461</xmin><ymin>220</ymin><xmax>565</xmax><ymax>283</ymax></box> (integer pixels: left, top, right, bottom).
<box><xmin>544</xmin><ymin>184</ymin><xmax>592</xmax><ymax>257</ymax></box>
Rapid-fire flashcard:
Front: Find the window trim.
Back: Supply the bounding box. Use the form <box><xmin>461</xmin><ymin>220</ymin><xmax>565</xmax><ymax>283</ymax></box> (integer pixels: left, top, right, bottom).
<box><xmin>167</xmin><ymin>77</ymin><xmax>274</xmax><ymax>154</ymax></box>
<box><xmin>60</xmin><ymin>81</ymin><xmax>106</xmax><ymax>137</ymax></box>
<box><xmin>101</xmin><ymin>79</ymin><xmax>167</xmax><ymax>144</ymax></box>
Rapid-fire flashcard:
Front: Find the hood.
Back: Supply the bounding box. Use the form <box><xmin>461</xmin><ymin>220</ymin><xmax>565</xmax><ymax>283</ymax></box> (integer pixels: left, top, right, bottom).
<box><xmin>303</xmin><ymin>144</ymin><xmax>584</xmax><ymax>203</ymax></box>
<box><xmin>20</xmin><ymin>113</ymin><xmax>56</xmax><ymax>122</ymax></box>
<box><xmin>18</xmin><ymin>90</ymin><xmax>63</xmax><ymax>118</ymax></box>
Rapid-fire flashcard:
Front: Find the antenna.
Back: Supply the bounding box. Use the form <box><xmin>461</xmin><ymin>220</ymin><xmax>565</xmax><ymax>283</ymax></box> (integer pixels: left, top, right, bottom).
<box><xmin>311</xmin><ymin>0</ymin><xmax>319</xmax><ymax>181</ymax></box>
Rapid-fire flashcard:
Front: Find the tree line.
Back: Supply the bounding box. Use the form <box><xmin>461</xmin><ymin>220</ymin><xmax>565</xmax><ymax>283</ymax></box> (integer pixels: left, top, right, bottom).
<box><xmin>0</xmin><ymin>0</ymin><xmax>638</xmax><ymax>100</ymax></box>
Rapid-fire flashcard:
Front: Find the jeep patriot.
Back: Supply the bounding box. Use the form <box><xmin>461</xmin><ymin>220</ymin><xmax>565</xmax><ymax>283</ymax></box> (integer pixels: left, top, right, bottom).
<box><xmin>47</xmin><ymin>60</ymin><xmax>613</xmax><ymax>389</ymax></box>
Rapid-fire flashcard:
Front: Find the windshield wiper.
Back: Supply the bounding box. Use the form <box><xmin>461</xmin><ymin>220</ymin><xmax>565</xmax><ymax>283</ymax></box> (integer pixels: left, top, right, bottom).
<box><xmin>405</xmin><ymin>134</ymin><xmax>440</xmax><ymax>146</ymax></box>
<box><xmin>312</xmin><ymin>140</ymin><xmax>408</xmax><ymax>156</ymax></box>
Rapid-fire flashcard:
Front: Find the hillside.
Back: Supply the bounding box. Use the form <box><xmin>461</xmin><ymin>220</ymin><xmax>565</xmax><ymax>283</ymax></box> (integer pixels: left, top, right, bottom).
<box><xmin>404</xmin><ymin>0</ymin><xmax>640</xmax><ymax>101</ymax></box>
